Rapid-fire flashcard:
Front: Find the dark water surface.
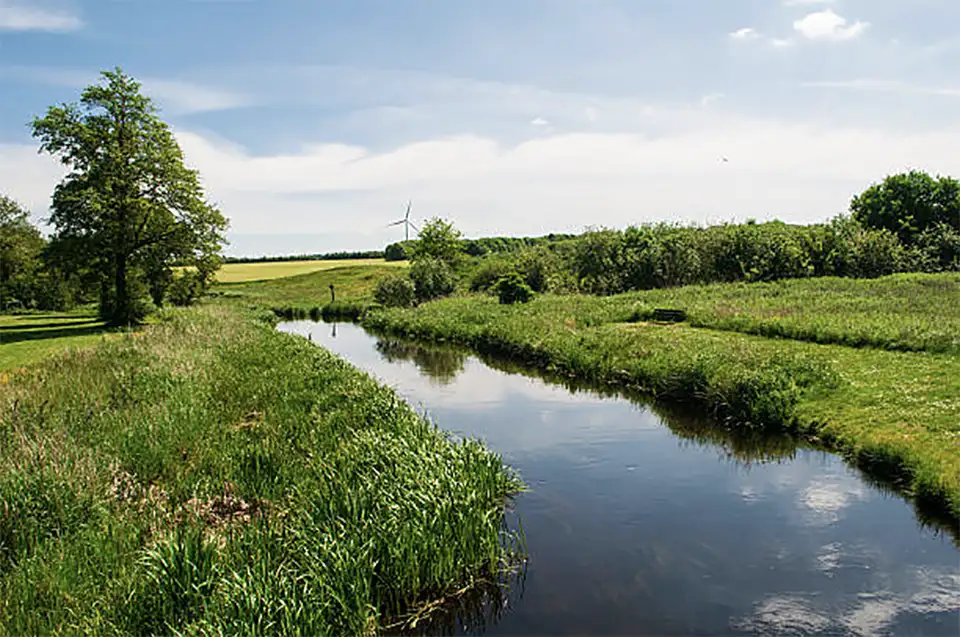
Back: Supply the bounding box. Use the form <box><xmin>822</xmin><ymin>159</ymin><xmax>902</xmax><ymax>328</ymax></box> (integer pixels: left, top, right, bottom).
<box><xmin>278</xmin><ymin>320</ymin><xmax>959</xmax><ymax>637</ymax></box>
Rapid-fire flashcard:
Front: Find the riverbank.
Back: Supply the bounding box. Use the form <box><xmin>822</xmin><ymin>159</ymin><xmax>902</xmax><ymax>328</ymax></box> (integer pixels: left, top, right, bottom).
<box><xmin>362</xmin><ymin>289</ymin><xmax>960</xmax><ymax>526</ymax></box>
<box><xmin>0</xmin><ymin>305</ymin><xmax>522</xmax><ymax>635</ymax></box>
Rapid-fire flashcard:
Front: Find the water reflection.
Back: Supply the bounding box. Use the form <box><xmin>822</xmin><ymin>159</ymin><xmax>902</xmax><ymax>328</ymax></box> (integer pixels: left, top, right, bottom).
<box><xmin>360</xmin><ymin>327</ymin><xmax>959</xmax><ymax>544</ymax></box>
<box><xmin>375</xmin><ymin>337</ymin><xmax>468</xmax><ymax>386</ymax></box>
<box><xmin>280</xmin><ymin>320</ymin><xmax>960</xmax><ymax>636</ymax></box>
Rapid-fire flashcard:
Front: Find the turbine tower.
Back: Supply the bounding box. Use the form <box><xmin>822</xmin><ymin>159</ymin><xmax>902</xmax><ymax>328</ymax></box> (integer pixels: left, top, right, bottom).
<box><xmin>387</xmin><ymin>200</ymin><xmax>419</xmax><ymax>241</ymax></box>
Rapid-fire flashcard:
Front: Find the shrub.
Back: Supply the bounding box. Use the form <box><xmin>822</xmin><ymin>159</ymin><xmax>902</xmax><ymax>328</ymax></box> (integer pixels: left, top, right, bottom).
<box><xmin>410</xmin><ymin>258</ymin><xmax>456</xmax><ymax>302</ymax></box>
<box><xmin>384</xmin><ymin>242</ymin><xmax>411</xmax><ymax>261</ymax></box>
<box><xmin>374</xmin><ymin>274</ymin><xmax>416</xmax><ymax>308</ymax></box>
<box><xmin>825</xmin><ymin>217</ymin><xmax>905</xmax><ymax>278</ymax></box>
<box><xmin>515</xmin><ymin>247</ymin><xmax>563</xmax><ymax>292</ymax></box>
<box><xmin>167</xmin><ymin>272</ymin><xmax>204</xmax><ymax>307</ymax></box>
<box><xmin>469</xmin><ymin>257</ymin><xmax>515</xmax><ymax>292</ymax></box>
<box><xmin>495</xmin><ymin>273</ymin><xmax>535</xmax><ymax>305</ymax></box>
<box><xmin>915</xmin><ymin>222</ymin><xmax>960</xmax><ymax>272</ymax></box>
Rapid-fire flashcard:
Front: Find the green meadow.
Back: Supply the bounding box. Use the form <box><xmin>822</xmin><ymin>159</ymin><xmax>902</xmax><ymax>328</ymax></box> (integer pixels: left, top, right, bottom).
<box><xmin>0</xmin><ymin>311</ymin><xmax>115</xmax><ymax>371</ymax></box>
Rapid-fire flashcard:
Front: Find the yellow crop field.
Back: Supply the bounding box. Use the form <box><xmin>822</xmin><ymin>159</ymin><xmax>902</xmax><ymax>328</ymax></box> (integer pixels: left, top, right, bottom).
<box><xmin>204</xmin><ymin>259</ymin><xmax>406</xmax><ymax>283</ymax></box>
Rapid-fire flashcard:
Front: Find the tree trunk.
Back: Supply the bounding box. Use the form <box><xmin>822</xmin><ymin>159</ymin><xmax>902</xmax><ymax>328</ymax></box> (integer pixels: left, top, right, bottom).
<box><xmin>113</xmin><ymin>253</ymin><xmax>130</xmax><ymax>325</ymax></box>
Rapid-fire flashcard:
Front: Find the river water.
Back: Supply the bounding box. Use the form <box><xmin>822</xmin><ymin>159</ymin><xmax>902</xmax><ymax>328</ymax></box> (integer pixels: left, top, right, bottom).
<box><xmin>278</xmin><ymin>320</ymin><xmax>959</xmax><ymax>637</ymax></box>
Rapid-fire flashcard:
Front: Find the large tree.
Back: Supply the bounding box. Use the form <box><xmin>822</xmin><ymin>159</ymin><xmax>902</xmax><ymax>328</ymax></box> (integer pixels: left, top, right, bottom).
<box><xmin>850</xmin><ymin>170</ymin><xmax>960</xmax><ymax>245</ymax></box>
<box><xmin>31</xmin><ymin>67</ymin><xmax>228</xmax><ymax>325</ymax></box>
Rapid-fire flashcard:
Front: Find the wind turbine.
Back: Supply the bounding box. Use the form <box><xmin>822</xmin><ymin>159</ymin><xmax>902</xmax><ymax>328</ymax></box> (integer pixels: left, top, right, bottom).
<box><xmin>387</xmin><ymin>200</ymin><xmax>419</xmax><ymax>241</ymax></box>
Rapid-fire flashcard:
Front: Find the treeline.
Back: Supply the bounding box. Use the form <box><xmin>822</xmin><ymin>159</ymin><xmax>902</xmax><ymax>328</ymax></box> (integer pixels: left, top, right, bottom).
<box><xmin>464</xmin><ymin>170</ymin><xmax>959</xmax><ymax>297</ymax></box>
<box><xmin>0</xmin><ymin>195</ymin><xmax>75</xmax><ymax>311</ymax></box>
<box><xmin>384</xmin><ymin>233</ymin><xmax>575</xmax><ymax>261</ymax></box>
<box><xmin>224</xmin><ymin>250</ymin><xmax>384</xmax><ymax>264</ymax></box>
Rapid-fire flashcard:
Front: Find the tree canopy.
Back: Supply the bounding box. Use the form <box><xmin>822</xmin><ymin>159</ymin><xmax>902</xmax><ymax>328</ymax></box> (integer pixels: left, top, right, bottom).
<box><xmin>31</xmin><ymin>67</ymin><xmax>228</xmax><ymax>324</ymax></box>
<box><xmin>851</xmin><ymin>170</ymin><xmax>960</xmax><ymax>245</ymax></box>
<box><xmin>411</xmin><ymin>217</ymin><xmax>463</xmax><ymax>264</ymax></box>
<box><xmin>0</xmin><ymin>194</ymin><xmax>45</xmax><ymax>310</ymax></box>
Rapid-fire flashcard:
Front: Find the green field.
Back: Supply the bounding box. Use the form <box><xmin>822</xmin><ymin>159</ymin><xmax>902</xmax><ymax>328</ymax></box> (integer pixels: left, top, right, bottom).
<box><xmin>622</xmin><ymin>273</ymin><xmax>960</xmax><ymax>354</ymax></box>
<box><xmin>214</xmin><ymin>264</ymin><xmax>400</xmax><ymax>309</ymax></box>
<box><xmin>210</xmin><ymin>258</ymin><xmax>406</xmax><ymax>283</ymax></box>
<box><xmin>0</xmin><ymin>311</ymin><xmax>115</xmax><ymax>371</ymax></box>
<box><xmin>0</xmin><ymin>305</ymin><xmax>521</xmax><ymax>634</ymax></box>
<box><xmin>363</xmin><ymin>275</ymin><xmax>960</xmax><ymax>524</ymax></box>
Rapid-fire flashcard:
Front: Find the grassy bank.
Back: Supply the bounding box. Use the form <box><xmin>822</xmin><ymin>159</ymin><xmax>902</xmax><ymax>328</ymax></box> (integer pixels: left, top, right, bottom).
<box><xmin>0</xmin><ymin>311</ymin><xmax>115</xmax><ymax>371</ymax></box>
<box><xmin>0</xmin><ymin>305</ymin><xmax>522</xmax><ymax>635</ymax></box>
<box><xmin>363</xmin><ymin>291</ymin><xmax>960</xmax><ymax>524</ymax></box>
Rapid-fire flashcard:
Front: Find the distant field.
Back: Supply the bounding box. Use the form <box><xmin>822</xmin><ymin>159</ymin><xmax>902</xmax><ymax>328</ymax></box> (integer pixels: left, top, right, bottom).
<box><xmin>214</xmin><ymin>264</ymin><xmax>401</xmax><ymax>308</ymax></box>
<box><xmin>210</xmin><ymin>258</ymin><xmax>406</xmax><ymax>283</ymax></box>
<box><xmin>0</xmin><ymin>311</ymin><xmax>115</xmax><ymax>370</ymax></box>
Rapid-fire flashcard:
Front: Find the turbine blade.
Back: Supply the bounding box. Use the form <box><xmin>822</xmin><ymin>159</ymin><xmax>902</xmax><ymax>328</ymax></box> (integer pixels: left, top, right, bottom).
<box><xmin>387</xmin><ymin>220</ymin><xmax>404</xmax><ymax>226</ymax></box>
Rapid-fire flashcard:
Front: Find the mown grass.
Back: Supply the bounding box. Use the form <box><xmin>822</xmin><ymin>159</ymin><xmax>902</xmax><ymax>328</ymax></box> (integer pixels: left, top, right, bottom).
<box><xmin>364</xmin><ymin>292</ymin><xmax>960</xmax><ymax>524</ymax></box>
<box><xmin>623</xmin><ymin>272</ymin><xmax>960</xmax><ymax>354</ymax></box>
<box><xmin>0</xmin><ymin>311</ymin><xmax>116</xmax><ymax>371</ymax></box>
<box><xmin>0</xmin><ymin>304</ymin><xmax>522</xmax><ymax>635</ymax></box>
<box><xmin>204</xmin><ymin>258</ymin><xmax>407</xmax><ymax>284</ymax></box>
<box><xmin>213</xmin><ymin>264</ymin><xmax>399</xmax><ymax>312</ymax></box>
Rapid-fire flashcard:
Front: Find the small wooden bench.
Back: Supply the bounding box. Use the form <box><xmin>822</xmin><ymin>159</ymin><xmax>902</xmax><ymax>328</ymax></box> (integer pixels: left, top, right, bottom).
<box><xmin>652</xmin><ymin>308</ymin><xmax>687</xmax><ymax>323</ymax></box>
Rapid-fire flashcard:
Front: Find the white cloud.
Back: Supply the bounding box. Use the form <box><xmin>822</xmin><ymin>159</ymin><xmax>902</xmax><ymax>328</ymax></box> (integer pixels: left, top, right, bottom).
<box><xmin>794</xmin><ymin>10</ymin><xmax>869</xmax><ymax>41</ymax></box>
<box><xmin>700</xmin><ymin>92</ymin><xmax>725</xmax><ymax>106</ymax></box>
<box><xmin>0</xmin><ymin>143</ymin><xmax>67</xmax><ymax>227</ymax></box>
<box><xmin>801</xmin><ymin>78</ymin><xmax>960</xmax><ymax>98</ymax></box>
<box><xmin>730</xmin><ymin>27</ymin><xmax>760</xmax><ymax>40</ymax></box>
<box><xmin>0</xmin><ymin>66</ymin><xmax>251</xmax><ymax>115</ymax></box>
<box><xmin>530</xmin><ymin>117</ymin><xmax>549</xmax><ymax>126</ymax></box>
<box><xmin>0</xmin><ymin>2</ymin><xmax>82</xmax><ymax>32</ymax></box>
<box><xmin>783</xmin><ymin>0</ymin><xmax>835</xmax><ymax>6</ymax></box>
<box><xmin>771</xmin><ymin>38</ymin><xmax>795</xmax><ymax>48</ymax></box>
<box><xmin>9</xmin><ymin>110</ymin><xmax>960</xmax><ymax>249</ymax></box>
<box><xmin>139</xmin><ymin>79</ymin><xmax>253</xmax><ymax>115</ymax></box>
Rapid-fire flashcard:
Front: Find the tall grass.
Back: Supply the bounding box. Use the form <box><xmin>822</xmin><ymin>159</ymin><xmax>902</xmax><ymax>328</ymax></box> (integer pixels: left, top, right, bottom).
<box><xmin>0</xmin><ymin>305</ymin><xmax>523</xmax><ymax>634</ymax></box>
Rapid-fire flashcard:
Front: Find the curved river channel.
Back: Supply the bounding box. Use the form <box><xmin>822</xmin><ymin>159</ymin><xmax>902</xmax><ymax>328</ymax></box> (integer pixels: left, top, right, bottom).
<box><xmin>278</xmin><ymin>320</ymin><xmax>959</xmax><ymax>636</ymax></box>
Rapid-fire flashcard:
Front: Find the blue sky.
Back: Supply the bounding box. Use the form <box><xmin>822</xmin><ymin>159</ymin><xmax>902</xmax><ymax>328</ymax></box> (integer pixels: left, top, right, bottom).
<box><xmin>2</xmin><ymin>0</ymin><xmax>959</xmax><ymax>256</ymax></box>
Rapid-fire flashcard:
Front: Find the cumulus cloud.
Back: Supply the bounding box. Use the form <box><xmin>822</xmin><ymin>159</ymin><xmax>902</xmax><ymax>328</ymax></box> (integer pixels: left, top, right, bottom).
<box><xmin>0</xmin><ymin>2</ymin><xmax>82</xmax><ymax>32</ymax></box>
<box><xmin>8</xmin><ymin>113</ymin><xmax>960</xmax><ymax>251</ymax></box>
<box><xmin>794</xmin><ymin>9</ymin><xmax>869</xmax><ymax>41</ymax></box>
<box><xmin>729</xmin><ymin>27</ymin><xmax>760</xmax><ymax>40</ymax></box>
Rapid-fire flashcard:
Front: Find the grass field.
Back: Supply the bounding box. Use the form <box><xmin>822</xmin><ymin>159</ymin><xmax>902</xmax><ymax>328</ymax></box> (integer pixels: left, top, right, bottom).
<box><xmin>623</xmin><ymin>272</ymin><xmax>960</xmax><ymax>354</ymax></box>
<box><xmin>363</xmin><ymin>281</ymin><xmax>960</xmax><ymax>526</ymax></box>
<box><xmin>214</xmin><ymin>263</ymin><xmax>400</xmax><ymax>311</ymax></box>
<box><xmin>0</xmin><ymin>311</ymin><xmax>115</xmax><ymax>371</ymax></box>
<box><xmin>209</xmin><ymin>258</ymin><xmax>406</xmax><ymax>283</ymax></box>
<box><xmin>0</xmin><ymin>304</ymin><xmax>522</xmax><ymax>634</ymax></box>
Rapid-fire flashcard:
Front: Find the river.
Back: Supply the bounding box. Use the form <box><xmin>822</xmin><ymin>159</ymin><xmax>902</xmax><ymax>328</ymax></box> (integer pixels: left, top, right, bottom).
<box><xmin>278</xmin><ymin>320</ymin><xmax>959</xmax><ymax>636</ymax></box>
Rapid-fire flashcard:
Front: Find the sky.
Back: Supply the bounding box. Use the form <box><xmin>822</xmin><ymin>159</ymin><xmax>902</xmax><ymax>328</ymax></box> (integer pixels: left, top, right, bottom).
<box><xmin>2</xmin><ymin>0</ymin><xmax>959</xmax><ymax>257</ymax></box>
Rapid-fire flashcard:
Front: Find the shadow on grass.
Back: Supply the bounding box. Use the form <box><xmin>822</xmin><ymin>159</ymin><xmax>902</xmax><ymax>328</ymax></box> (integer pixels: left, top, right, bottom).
<box><xmin>0</xmin><ymin>319</ymin><xmax>102</xmax><ymax>331</ymax></box>
<box><xmin>0</xmin><ymin>323</ymin><xmax>114</xmax><ymax>345</ymax></box>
